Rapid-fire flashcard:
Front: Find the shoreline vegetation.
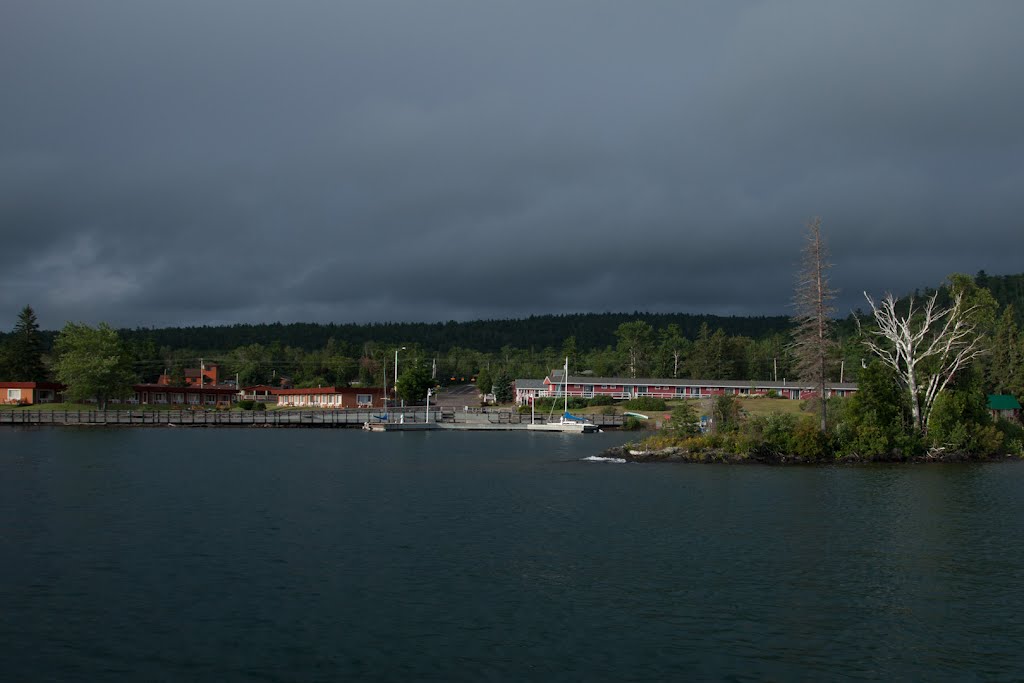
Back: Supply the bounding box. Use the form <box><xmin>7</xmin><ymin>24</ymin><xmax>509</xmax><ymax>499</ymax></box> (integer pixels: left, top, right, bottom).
<box><xmin>601</xmin><ymin>444</ymin><xmax>1023</xmax><ymax>466</ymax></box>
<box><xmin>605</xmin><ymin>388</ymin><xmax>1024</xmax><ymax>465</ymax></box>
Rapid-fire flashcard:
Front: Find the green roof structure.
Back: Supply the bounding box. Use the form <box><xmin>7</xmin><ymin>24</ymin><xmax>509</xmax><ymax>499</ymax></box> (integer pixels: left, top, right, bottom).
<box><xmin>987</xmin><ymin>394</ymin><xmax>1022</xmax><ymax>411</ymax></box>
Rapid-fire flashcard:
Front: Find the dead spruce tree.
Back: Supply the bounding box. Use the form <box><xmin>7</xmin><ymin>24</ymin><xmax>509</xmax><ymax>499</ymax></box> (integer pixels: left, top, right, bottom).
<box><xmin>792</xmin><ymin>217</ymin><xmax>836</xmax><ymax>433</ymax></box>
<box><xmin>858</xmin><ymin>287</ymin><xmax>987</xmax><ymax>436</ymax></box>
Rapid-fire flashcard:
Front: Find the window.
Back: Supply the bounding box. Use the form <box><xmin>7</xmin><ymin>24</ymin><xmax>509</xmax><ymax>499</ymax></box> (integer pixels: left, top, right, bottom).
<box><xmin>357</xmin><ymin>394</ymin><xmax>373</xmax><ymax>406</ymax></box>
<box><xmin>154</xmin><ymin>392</ymin><xmax>166</xmax><ymax>403</ymax></box>
<box><xmin>7</xmin><ymin>388</ymin><xmax>21</xmax><ymax>401</ymax></box>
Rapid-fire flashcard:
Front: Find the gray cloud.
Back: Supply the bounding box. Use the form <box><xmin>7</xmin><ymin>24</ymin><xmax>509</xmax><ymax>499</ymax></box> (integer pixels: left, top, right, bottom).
<box><xmin>2</xmin><ymin>1</ymin><xmax>1022</xmax><ymax>330</ymax></box>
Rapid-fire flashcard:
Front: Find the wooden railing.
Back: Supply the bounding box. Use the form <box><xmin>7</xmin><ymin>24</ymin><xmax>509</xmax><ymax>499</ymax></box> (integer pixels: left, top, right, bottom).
<box><xmin>0</xmin><ymin>408</ymin><xmax>625</xmax><ymax>427</ymax></box>
<box><xmin>0</xmin><ymin>409</ymin><xmax>433</xmax><ymax>427</ymax></box>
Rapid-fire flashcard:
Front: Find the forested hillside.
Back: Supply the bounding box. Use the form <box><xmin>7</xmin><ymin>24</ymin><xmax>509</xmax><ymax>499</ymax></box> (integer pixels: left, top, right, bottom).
<box><xmin>2</xmin><ymin>272</ymin><xmax>1021</xmax><ymax>393</ymax></box>
<box><xmin>113</xmin><ymin>312</ymin><xmax>793</xmax><ymax>355</ymax></box>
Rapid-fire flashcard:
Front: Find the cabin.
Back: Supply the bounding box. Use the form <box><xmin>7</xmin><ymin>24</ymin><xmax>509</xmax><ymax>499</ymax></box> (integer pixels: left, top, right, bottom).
<box><xmin>0</xmin><ymin>381</ymin><xmax>64</xmax><ymax>405</ymax></box>
<box><xmin>274</xmin><ymin>386</ymin><xmax>386</xmax><ymax>409</ymax></box>
<box><xmin>131</xmin><ymin>384</ymin><xmax>238</xmax><ymax>407</ymax></box>
<box><xmin>239</xmin><ymin>385</ymin><xmax>280</xmax><ymax>404</ymax></box>
<box><xmin>988</xmin><ymin>394</ymin><xmax>1022</xmax><ymax>422</ymax></box>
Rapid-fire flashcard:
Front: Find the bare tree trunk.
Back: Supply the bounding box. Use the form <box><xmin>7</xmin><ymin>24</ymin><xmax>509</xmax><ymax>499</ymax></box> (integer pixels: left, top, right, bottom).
<box><xmin>791</xmin><ymin>217</ymin><xmax>836</xmax><ymax>433</ymax></box>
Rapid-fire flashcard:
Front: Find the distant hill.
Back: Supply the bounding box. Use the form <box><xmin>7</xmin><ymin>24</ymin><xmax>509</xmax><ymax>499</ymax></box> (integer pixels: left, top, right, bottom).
<box><xmin>9</xmin><ymin>272</ymin><xmax>1023</xmax><ymax>353</ymax></box>
<box><xmin>113</xmin><ymin>312</ymin><xmax>794</xmax><ymax>354</ymax></box>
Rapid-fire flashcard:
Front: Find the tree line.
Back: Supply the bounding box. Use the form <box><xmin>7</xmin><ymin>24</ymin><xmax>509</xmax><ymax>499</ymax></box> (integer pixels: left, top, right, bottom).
<box><xmin>3</xmin><ymin>257</ymin><xmax>1024</xmax><ymax>451</ymax></box>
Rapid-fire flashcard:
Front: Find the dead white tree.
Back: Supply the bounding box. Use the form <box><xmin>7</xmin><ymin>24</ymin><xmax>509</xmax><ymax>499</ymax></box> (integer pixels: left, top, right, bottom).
<box><xmin>791</xmin><ymin>217</ymin><xmax>835</xmax><ymax>433</ymax></box>
<box><xmin>858</xmin><ymin>290</ymin><xmax>986</xmax><ymax>435</ymax></box>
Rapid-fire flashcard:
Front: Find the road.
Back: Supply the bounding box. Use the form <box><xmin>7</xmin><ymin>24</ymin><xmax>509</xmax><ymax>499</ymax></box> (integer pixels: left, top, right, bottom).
<box><xmin>433</xmin><ymin>384</ymin><xmax>480</xmax><ymax>409</ymax></box>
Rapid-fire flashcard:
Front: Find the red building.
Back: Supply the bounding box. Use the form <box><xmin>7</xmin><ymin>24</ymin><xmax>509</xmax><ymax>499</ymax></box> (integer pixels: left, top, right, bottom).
<box><xmin>0</xmin><ymin>381</ymin><xmax>64</xmax><ymax>405</ymax></box>
<box><xmin>133</xmin><ymin>383</ymin><xmax>238</xmax><ymax>407</ymax></box>
<box><xmin>274</xmin><ymin>386</ymin><xmax>386</xmax><ymax>409</ymax></box>
<box><xmin>157</xmin><ymin>364</ymin><xmax>220</xmax><ymax>387</ymax></box>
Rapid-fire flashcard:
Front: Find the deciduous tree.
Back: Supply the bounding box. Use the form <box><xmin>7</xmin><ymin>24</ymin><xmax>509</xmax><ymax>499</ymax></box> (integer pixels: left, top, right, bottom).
<box><xmin>859</xmin><ymin>276</ymin><xmax>994</xmax><ymax>435</ymax></box>
<box><xmin>396</xmin><ymin>361</ymin><xmax>434</xmax><ymax>404</ymax></box>
<box><xmin>658</xmin><ymin>324</ymin><xmax>689</xmax><ymax>378</ymax></box>
<box><xmin>54</xmin><ymin>322</ymin><xmax>135</xmax><ymax>409</ymax></box>
<box><xmin>615</xmin><ymin>320</ymin><xmax>654</xmax><ymax>378</ymax></box>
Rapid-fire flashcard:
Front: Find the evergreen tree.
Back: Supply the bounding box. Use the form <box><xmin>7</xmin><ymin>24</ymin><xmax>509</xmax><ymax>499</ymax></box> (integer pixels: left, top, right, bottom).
<box><xmin>836</xmin><ymin>360</ymin><xmax>915</xmax><ymax>454</ymax></box>
<box><xmin>987</xmin><ymin>305</ymin><xmax>1022</xmax><ymax>396</ymax></box>
<box><xmin>4</xmin><ymin>305</ymin><xmax>48</xmax><ymax>382</ymax></box>
<box><xmin>561</xmin><ymin>336</ymin><xmax>578</xmax><ymax>375</ymax></box>
<box><xmin>791</xmin><ymin>217</ymin><xmax>836</xmax><ymax>433</ymax></box>
<box><xmin>665</xmin><ymin>400</ymin><xmax>701</xmax><ymax>437</ymax></box>
<box><xmin>493</xmin><ymin>370</ymin><xmax>514</xmax><ymax>404</ymax></box>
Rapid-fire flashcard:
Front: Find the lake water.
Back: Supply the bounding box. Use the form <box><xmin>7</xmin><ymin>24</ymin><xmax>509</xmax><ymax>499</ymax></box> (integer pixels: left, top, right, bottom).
<box><xmin>2</xmin><ymin>428</ymin><xmax>1024</xmax><ymax>681</ymax></box>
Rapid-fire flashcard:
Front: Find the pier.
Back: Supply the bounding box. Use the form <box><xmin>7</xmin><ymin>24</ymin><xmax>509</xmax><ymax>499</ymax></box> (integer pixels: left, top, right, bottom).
<box><xmin>0</xmin><ymin>408</ymin><xmax>626</xmax><ymax>430</ymax></box>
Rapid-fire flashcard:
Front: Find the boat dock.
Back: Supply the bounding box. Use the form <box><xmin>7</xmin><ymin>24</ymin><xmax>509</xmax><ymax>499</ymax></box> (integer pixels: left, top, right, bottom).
<box><xmin>1</xmin><ymin>408</ymin><xmax>623</xmax><ymax>430</ymax></box>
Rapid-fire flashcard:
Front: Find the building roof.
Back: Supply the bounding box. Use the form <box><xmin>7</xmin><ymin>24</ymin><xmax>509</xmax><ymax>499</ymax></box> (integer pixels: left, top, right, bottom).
<box><xmin>514</xmin><ymin>379</ymin><xmax>547</xmax><ymax>390</ymax></box>
<box><xmin>988</xmin><ymin>394</ymin><xmax>1022</xmax><ymax>410</ymax></box>
<box><xmin>133</xmin><ymin>383</ymin><xmax>237</xmax><ymax>394</ymax></box>
<box><xmin>0</xmin><ymin>381</ymin><xmax>65</xmax><ymax>389</ymax></box>
<box><xmin>275</xmin><ymin>386</ymin><xmax>383</xmax><ymax>396</ymax></box>
<box><xmin>542</xmin><ymin>375</ymin><xmax>859</xmax><ymax>390</ymax></box>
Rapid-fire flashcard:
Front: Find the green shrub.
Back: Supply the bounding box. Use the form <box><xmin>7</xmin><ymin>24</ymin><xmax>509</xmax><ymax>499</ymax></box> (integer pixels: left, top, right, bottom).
<box><xmin>622</xmin><ymin>416</ymin><xmax>644</xmax><ymax>431</ymax></box>
<box><xmin>663</xmin><ymin>402</ymin><xmax>700</xmax><ymax>437</ymax></box>
<box><xmin>587</xmin><ymin>395</ymin><xmax>615</xmax><ymax>406</ymax></box>
<box><xmin>624</xmin><ymin>397</ymin><xmax>667</xmax><ymax>411</ymax></box>
<box><xmin>238</xmin><ymin>400</ymin><xmax>255</xmax><ymax>410</ymax></box>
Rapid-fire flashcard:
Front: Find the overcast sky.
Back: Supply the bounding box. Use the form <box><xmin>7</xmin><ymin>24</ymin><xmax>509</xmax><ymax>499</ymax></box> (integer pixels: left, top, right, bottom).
<box><xmin>2</xmin><ymin>1</ymin><xmax>1022</xmax><ymax>330</ymax></box>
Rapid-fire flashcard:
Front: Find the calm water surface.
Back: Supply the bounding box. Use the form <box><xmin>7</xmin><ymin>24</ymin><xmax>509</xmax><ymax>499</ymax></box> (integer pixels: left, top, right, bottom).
<box><xmin>2</xmin><ymin>428</ymin><xmax>1024</xmax><ymax>681</ymax></box>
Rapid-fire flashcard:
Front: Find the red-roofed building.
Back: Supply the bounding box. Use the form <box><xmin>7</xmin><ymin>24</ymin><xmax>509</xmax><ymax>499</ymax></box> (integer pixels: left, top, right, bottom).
<box><xmin>274</xmin><ymin>386</ymin><xmax>385</xmax><ymax>409</ymax></box>
<box><xmin>157</xmin><ymin>364</ymin><xmax>220</xmax><ymax>387</ymax></box>
<box><xmin>133</xmin><ymin>384</ymin><xmax>238</xmax><ymax>407</ymax></box>
<box><xmin>0</xmin><ymin>381</ymin><xmax>64</xmax><ymax>405</ymax></box>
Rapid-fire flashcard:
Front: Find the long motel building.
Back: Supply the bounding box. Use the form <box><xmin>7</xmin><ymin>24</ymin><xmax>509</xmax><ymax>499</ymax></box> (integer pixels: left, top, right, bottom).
<box><xmin>514</xmin><ymin>373</ymin><xmax>858</xmax><ymax>406</ymax></box>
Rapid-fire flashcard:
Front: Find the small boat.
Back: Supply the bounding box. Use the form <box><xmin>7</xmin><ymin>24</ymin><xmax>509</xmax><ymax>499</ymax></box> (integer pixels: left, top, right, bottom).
<box><xmin>527</xmin><ymin>358</ymin><xmax>598</xmax><ymax>433</ymax></box>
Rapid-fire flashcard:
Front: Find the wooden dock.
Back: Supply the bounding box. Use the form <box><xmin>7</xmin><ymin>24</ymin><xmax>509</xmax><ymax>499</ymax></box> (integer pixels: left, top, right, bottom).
<box><xmin>0</xmin><ymin>408</ymin><xmax>626</xmax><ymax>430</ymax></box>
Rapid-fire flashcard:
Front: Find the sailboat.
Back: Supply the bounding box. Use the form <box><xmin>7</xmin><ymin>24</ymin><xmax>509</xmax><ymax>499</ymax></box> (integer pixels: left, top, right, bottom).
<box><xmin>527</xmin><ymin>358</ymin><xmax>599</xmax><ymax>433</ymax></box>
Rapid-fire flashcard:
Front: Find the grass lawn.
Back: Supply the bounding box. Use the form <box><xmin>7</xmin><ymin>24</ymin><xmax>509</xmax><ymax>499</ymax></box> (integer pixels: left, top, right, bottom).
<box><xmin>735</xmin><ymin>397</ymin><xmax>809</xmax><ymax>418</ymax></box>
<box><xmin>535</xmin><ymin>396</ymin><xmax>811</xmax><ymax>420</ymax></box>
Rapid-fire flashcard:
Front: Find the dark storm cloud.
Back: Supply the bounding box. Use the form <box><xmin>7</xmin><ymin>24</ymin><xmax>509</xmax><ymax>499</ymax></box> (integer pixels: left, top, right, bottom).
<box><xmin>2</xmin><ymin>1</ymin><xmax>1022</xmax><ymax>330</ymax></box>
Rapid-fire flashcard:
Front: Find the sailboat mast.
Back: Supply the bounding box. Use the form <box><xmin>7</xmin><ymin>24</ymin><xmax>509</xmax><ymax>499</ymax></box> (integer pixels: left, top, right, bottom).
<box><xmin>564</xmin><ymin>356</ymin><xmax>569</xmax><ymax>415</ymax></box>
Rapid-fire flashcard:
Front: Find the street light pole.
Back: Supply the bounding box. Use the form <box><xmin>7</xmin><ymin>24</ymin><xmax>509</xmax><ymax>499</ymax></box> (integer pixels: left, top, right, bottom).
<box><xmin>394</xmin><ymin>346</ymin><xmax>406</xmax><ymax>408</ymax></box>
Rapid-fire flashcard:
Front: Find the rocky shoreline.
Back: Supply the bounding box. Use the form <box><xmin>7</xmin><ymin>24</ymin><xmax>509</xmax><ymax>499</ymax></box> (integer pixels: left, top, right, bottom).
<box><xmin>600</xmin><ymin>444</ymin><xmax>1022</xmax><ymax>465</ymax></box>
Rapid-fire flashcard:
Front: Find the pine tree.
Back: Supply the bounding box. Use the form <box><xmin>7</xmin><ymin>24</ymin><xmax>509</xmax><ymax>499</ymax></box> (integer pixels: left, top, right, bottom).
<box><xmin>987</xmin><ymin>305</ymin><xmax>1022</xmax><ymax>396</ymax></box>
<box><xmin>791</xmin><ymin>218</ymin><xmax>836</xmax><ymax>433</ymax></box>
<box><xmin>5</xmin><ymin>305</ymin><xmax>48</xmax><ymax>382</ymax></box>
